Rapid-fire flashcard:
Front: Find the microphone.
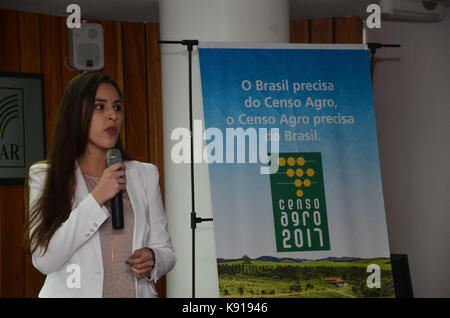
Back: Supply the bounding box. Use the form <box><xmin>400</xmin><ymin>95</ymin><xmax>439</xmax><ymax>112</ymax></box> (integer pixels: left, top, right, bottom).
<box><xmin>106</xmin><ymin>149</ymin><xmax>124</xmax><ymax>230</ymax></box>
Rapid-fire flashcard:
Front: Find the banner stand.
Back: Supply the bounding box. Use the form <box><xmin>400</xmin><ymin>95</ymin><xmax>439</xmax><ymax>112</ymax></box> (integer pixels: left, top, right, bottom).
<box><xmin>157</xmin><ymin>40</ymin><xmax>400</xmax><ymax>299</ymax></box>
<box><xmin>157</xmin><ymin>39</ymin><xmax>213</xmax><ymax>299</ymax></box>
<box><xmin>367</xmin><ymin>42</ymin><xmax>401</xmax><ymax>78</ymax></box>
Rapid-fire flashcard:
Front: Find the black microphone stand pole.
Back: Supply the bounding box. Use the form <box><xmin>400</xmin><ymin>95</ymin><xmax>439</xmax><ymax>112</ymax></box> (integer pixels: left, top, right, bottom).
<box><xmin>157</xmin><ymin>39</ymin><xmax>213</xmax><ymax>298</ymax></box>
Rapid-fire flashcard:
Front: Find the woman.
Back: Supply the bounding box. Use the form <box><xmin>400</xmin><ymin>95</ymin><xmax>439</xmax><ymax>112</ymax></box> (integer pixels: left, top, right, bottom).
<box><xmin>24</xmin><ymin>71</ymin><xmax>176</xmax><ymax>297</ymax></box>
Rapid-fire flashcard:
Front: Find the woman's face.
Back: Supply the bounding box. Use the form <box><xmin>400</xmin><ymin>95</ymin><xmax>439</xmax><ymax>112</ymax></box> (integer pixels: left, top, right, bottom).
<box><xmin>86</xmin><ymin>82</ymin><xmax>123</xmax><ymax>153</ymax></box>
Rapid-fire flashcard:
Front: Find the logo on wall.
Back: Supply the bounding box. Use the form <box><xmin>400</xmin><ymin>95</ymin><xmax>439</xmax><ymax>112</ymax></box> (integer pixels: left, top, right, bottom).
<box><xmin>0</xmin><ymin>73</ymin><xmax>45</xmax><ymax>183</ymax></box>
<box><xmin>0</xmin><ymin>94</ymin><xmax>19</xmax><ymax>137</ymax></box>
<box><xmin>0</xmin><ymin>89</ymin><xmax>24</xmax><ymax>166</ymax></box>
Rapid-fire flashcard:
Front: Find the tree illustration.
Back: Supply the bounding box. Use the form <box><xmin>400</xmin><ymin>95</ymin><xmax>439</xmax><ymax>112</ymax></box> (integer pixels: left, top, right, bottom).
<box><xmin>242</xmin><ymin>254</ymin><xmax>252</xmax><ymax>264</ymax></box>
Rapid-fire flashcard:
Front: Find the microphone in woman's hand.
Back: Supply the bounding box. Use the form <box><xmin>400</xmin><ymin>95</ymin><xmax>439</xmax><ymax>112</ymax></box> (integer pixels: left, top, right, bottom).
<box><xmin>106</xmin><ymin>149</ymin><xmax>124</xmax><ymax>229</ymax></box>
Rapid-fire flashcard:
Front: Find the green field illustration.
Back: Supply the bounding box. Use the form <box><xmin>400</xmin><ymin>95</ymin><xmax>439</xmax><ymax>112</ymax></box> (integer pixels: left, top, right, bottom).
<box><xmin>217</xmin><ymin>256</ymin><xmax>395</xmax><ymax>298</ymax></box>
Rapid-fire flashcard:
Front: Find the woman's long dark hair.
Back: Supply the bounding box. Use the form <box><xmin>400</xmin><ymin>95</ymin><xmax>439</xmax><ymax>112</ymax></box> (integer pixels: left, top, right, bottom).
<box><xmin>24</xmin><ymin>71</ymin><xmax>130</xmax><ymax>255</ymax></box>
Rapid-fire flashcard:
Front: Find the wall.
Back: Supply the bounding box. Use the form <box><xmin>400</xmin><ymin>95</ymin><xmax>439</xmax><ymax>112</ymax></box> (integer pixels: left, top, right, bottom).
<box><xmin>367</xmin><ymin>8</ymin><xmax>450</xmax><ymax>297</ymax></box>
<box><xmin>0</xmin><ymin>9</ymin><xmax>164</xmax><ymax>297</ymax></box>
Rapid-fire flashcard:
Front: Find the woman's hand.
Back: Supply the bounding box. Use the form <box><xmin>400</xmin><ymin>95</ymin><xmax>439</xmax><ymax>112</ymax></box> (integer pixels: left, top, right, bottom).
<box><xmin>91</xmin><ymin>162</ymin><xmax>126</xmax><ymax>206</ymax></box>
<box><xmin>126</xmin><ymin>248</ymin><xmax>155</xmax><ymax>278</ymax></box>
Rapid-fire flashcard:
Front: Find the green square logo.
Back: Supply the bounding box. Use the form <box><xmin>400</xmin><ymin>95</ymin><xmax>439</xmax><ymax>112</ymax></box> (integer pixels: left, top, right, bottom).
<box><xmin>269</xmin><ymin>152</ymin><xmax>330</xmax><ymax>252</ymax></box>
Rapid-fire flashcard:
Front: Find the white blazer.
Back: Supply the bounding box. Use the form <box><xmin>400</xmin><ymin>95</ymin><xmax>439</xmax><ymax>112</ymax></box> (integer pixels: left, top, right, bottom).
<box><xmin>28</xmin><ymin>160</ymin><xmax>176</xmax><ymax>298</ymax></box>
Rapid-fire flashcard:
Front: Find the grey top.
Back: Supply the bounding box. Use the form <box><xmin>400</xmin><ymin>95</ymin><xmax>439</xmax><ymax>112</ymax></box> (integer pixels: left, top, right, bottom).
<box><xmin>83</xmin><ymin>174</ymin><xmax>136</xmax><ymax>298</ymax></box>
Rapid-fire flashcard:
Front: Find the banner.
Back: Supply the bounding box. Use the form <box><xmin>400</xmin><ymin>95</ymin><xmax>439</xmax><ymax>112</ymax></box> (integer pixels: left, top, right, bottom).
<box><xmin>198</xmin><ymin>42</ymin><xmax>394</xmax><ymax>298</ymax></box>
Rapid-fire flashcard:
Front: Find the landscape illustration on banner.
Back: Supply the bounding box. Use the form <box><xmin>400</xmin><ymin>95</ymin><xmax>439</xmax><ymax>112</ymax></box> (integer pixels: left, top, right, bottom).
<box><xmin>198</xmin><ymin>44</ymin><xmax>395</xmax><ymax>298</ymax></box>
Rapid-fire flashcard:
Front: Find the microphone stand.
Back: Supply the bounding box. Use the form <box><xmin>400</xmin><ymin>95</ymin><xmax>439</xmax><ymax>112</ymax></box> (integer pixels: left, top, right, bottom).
<box><xmin>157</xmin><ymin>39</ymin><xmax>213</xmax><ymax>299</ymax></box>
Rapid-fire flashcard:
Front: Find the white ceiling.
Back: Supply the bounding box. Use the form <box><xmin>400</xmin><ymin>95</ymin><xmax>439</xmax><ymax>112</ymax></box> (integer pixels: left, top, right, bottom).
<box><xmin>0</xmin><ymin>0</ymin><xmax>448</xmax><ymax>22</ymax></box>
<box><xmin>0</xmin><ymin>0</ymin><xmax>375</xmax><ymax>22</ymax></box>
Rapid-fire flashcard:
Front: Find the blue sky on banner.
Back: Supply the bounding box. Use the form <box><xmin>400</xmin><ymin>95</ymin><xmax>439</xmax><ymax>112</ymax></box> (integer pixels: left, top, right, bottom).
<box><xmin>198</xmin><ymin>46</ymin><xmax>391</xmax><ymax>260</ymax></box>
